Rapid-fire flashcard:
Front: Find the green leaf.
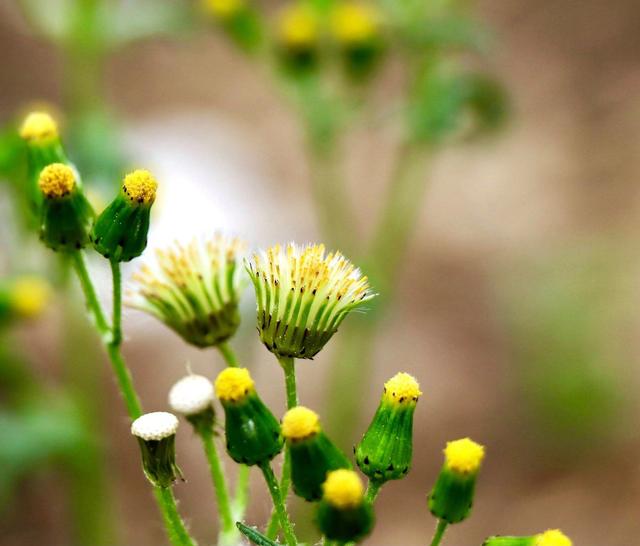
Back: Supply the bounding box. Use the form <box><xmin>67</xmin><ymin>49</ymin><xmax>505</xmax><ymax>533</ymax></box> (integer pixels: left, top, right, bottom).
<box><xmin>236</xmin><ymin>522</ymin><xmax>282</xmax><ymax>546</ymax></box>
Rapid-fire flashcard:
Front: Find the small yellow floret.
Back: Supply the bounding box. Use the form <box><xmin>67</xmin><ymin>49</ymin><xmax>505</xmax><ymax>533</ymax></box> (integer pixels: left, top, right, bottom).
<box><xmin>278</xmin><ymin>5</ymin><xmax>318</xmax><ymax>48</ymax></box>
<box><xmin>383</xmin><ymin>372</ymin><xmax>422</xmax><ymax>405</ymax></box>
<box><xmin>215</xmin><ymin>367</ymin><xmax>255</xmax><ymax>402</ymax></box>
<box><xmin>282</xmin><ymin>406</ymin><xmax>321</xmax><ymax>440</ymax></box>
<box><xmin>331</xmin><ymin>3</ymin><xmax>379</xmax><ymax>45</ymax></box>
<box><xmin>203</xmin><ymin>0</ymin><xmax>244</xmax><ymax>18</ymax></box>
<box><xmin>322</xmin><ymin>469</ymin><xmax>364</xmax><ymax>509</ymax></box>
<box><xmin>122</xmin><ymin>169</ymin><xmax>157</xmax><ymax>205</ymax></box>
<box><xmin>20</xmin><ymin>112</ymin><xmax>58</xmax><ymax>142</ymax></box>
<box><xmin>39</xmin><ymin>163</ymin><xmax>76</xmax><ymax>198</ymax></box>
<box><xmin>10</xmin><ymin>277</ymin><xmax>51</xmax><ymax>318</ymax></box>
<box><xmin>535</xmin><ymin>530</ymin><xmax>572</xmax><ymax>546</ymax></box>
<box><xmin>444</xmin><ymin>438</ymin><xmax>485</xmax><ymax>475</ymax></box>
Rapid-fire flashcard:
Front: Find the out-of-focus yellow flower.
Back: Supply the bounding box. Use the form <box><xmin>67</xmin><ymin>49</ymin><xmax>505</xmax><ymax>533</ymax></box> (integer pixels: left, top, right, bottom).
<box><xmin>277</xmin><ymin>4</ymin><xmax>319</xmax><ymax>49</ymax></box>
<box><xmin>10</xmin><ymin>276</ymin><xmax>51</xmax><ymax>319</ymax></box>
<box><xmin>330</xmin><ymin>3</ymin><xmax>379</xmax><ymax>46</ymax></box>
<box><xmin>203</xmin><ymin>0</ymin><xmax>245</xmax><ymax>20</ymax></box>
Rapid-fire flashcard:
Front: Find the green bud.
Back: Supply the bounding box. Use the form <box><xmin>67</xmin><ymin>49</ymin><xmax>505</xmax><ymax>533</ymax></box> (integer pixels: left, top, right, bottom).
<box><xmin>356</xmin><ymin>372</ymin><xmax>421</xmax><ymax>484</ymax></box>
<box><xmin>316</xmin><ymin>469</ymin><xmax>374</xmax><ymax>542</ymax></box>
<box><xmin>131</xmin><ymin>412</ymin><xmax>183</xmax><ymax>488</ymax></box>
<box><xmin>19</xmin><ymin>112</ymin><xmax>68</xmax><ymax>213</ymax></box>
<box><xmin>281</xmin><ymin>406</ymin><xmax>351</xmax><ymax>501</ymax></box>
<box><xmin>428</xmin><ymin>438</ymin><xmax>485</xmax><ymax>524</ymax></box>
<box><xmin>92</xmin><ymin>169</ymin><xmax>157</xmax><ymax>262</ymax></box>
<box><xmin>37</xmin><ymin>163</ymin><xmax>94</xmax><ymax>252</ymax></box>
<box><xmin>215</xmin><ymin>368</ymin><xmax>283</xmax><ymax>466</ymax></box>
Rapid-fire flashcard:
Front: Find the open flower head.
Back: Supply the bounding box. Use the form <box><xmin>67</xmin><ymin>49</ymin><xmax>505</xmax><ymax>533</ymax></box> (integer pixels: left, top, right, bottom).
<box><xmin>535</xmin><ymin>530</ymin><xmax>572</xmax><ymax>546</ymax></box>
<box><xmin>127</xmin><ymin>235</ymin><xmax>245</xmax><ymax>347</ymax></box>
<box><xmin>444</xmin><ymin>438</ymin><xmax>485</xmax><ymax>475</ymax></box>
<box><xmin>247</xmin><ymin>243</ymin><xmax>375</xmax><ymax>359</ymax></box>
<box><xmin>330</xmin><ymin>3</ymin><xmax>380</xmax><ymax>46</ymax></box>
<box><xmin>203</xmin><ymin>0</ymin><xmax>245</xmax><ymax>19</ymax></box>
<box><xmin>277</xmin><ymin>4</ymin><xmax>319</xmax><ymax>49</ymax></box>
<box><xmin>20</xmin><ymin>111</ymin><xmax>59</xmax><ymax>144</ymax></box>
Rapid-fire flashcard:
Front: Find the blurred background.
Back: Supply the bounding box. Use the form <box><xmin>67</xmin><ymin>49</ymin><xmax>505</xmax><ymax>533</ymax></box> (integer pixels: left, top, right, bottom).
<box><xmin>1</xmin><ymin>0</ymin><xmax>639</xmax><ymax>545</ymax></box>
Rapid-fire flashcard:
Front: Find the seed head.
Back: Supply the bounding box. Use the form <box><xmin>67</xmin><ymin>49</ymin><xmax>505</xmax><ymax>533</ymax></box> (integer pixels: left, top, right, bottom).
<box><xmin>169</xmin><ymin>374</ymin><xmax>215</xmax><ymax>416</ymax></box>
<box><xmin>131</xmin><ymin>412</ymin><xmax>179</xmax><ymax>441</ymax></box>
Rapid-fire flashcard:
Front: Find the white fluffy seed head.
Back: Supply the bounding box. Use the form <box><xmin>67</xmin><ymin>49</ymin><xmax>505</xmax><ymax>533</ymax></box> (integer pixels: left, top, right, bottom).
<box><xmin>131</xmin><ymin>412</ymin><xmax>179</xmax><ymax>441</ymax></box>
<box><xmin>168</xmin><ymin>374</ymin><xmax>215</xmax><ymax>416</ymax></box>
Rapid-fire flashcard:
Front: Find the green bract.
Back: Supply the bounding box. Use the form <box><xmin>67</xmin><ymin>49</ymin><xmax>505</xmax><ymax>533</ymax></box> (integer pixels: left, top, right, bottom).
<box><xmin>92</xmin><ymin>169</ymin><xmax>157</xmax><ymax>262</ymax></box>
<box><xmin>37</xmin><ymin>163</ymin><xmax>94</xmax><ymax>252</ymax></box>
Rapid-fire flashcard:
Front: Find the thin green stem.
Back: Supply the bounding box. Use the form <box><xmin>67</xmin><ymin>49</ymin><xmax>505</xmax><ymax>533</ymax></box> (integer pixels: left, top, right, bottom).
<box><xmin>429</xmin><ymin>520</ymin><xmax>448</xmax><ymax>546</ymax></box>
<box><xmin>198</xmin><ymin>429</ymin><xmax>236</xmax><ymax>543</ymax></box>
<box><xmin>218</xmin><ymin>341</ymin><xmax>240</xmax><ymax>367</ymax></box>
<box><xmin>364</xmin><ymin>480</ymin><xmax>382</xmax><ymax>504</ymax></box>
<box><xmin>154</xmin><ymin>487</ymin><xmax>197</xmax><ymax>546</ymax></box>
<box><xmin>265</xmin><ymin>356</ymin><xmax>298</xmax><ymax>539</ymax></box>
<box><xmin>71</xmin><ymin>251</ymin><xmax>110</xmax><ymax>337</ymax></box>
<box><xmin>259</xmin><ymin>463</ymin><xmax>298</xmax><ymax>546</ymax></box>
<box><xmin>110</xmin><ymin>259</ymin><xmax>122</xmax><ymax>347</ymax></box>
<box><xmin>232</xmin><ymin>464</ymin><xmax>251</xmax><ymax>520</ymax></box>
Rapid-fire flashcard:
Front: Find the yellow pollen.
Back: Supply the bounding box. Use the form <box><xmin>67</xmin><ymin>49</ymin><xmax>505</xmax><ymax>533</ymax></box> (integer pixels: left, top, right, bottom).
<box><xmin>122</xmin><ymin>169</ymin><xmax>157</xmax><ymax>205</ymax></box>
<box><xmin>383</xmin><ymin>372</ymin><xmax>422</xmax><ymax>405</ymax></box>
<box><xmin>203</xmin><ymin>0</ymin><xmax>244</xmax><ymax>18</ymax></box>
<box><xmin>38</xmin><ymin>163</ymin><xmax>76</xmax><ymax>198</ymax></box>
<box><xmin>278</xmin><ymin>5</ymin><xmax>318</xmax><ymax>48</ymax></box>
<box><xmin>444</xmin><ymin>438</ymin><xmax>485</xmax><ymax>475</ymax></box>
<box><xmin>215</xmin><ymin>367</ymin><xmax>255</xmax><ymax>402</ymax></box>
<box><xmin>535</xmin><ymin>530</ymin><xmax>572</xmax><ymax>546</ymax></box>
<box><xmin>10</xmin><ymin>276</ymin><xmax>51</xmax><ymax>318</ymax></box>
<box><xmin>20</xmin><ymin>111</ymin><xmax>58</xmax><ymax>142</ymax></box>
<box><xmin>330</xmin><ymin>3</ymin><xmax>379</xmax><ymax>45</ymax></box>
<box><xmin>322</xmin><ymin>469</ymin><xmax>364</xmax><ymax>509</ymax></box>
<box><xmin>282</xmin><ymin>406</ymin><xmax>321</xmax><ymax>440</ymax></box>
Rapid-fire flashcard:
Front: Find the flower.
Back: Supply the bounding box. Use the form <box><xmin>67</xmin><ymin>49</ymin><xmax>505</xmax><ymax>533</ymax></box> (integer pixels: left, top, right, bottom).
<box><xmin>9</xmin><ymin>276</ymin><xmax>51</xmax><ymax>318</ymax></box>
<box><xmin>37</xmin><ymin>163</ymin><xmax>95</xmax><ymax>252</ymax></box>
<box><xmin>316</xmin><ymin>469</ymin><xmax>374</xmax><ymax>541</ymax></box>
<box><xmin>131</xmin><ymin>412</ymin><xmax>182</xmax><ymax>488</ymax></box>
<box><xmin>169</xmin><ymin>374</ymin><xmax>215</xmax><ymax>416</ymax></box>
<box><xmin>247</xmin><ymin>243</ymin><xmax>375</xmax><ymax>359</ymax></box>
<box><xmin>282</xmin><ymin>406</ymin><xmax>351</xmax><ymax>501</ymax></box>
<box><xmin>92</xmin><ymin>169</ymin><xmax>158</xmax><ymax>262</ymax></box>
<box><xmin>330</xmin><ymin>3</ymin><xmax>379</xmax><ymax>46</ymax></box>
<box><xmin>429</xmin><ymin>437</ymin><xmax>485</xmax><ymax>524</ymax></box>
<box><xmin>356</xmin><ymin>372</ymin><xmax>421</xmax><ymax>483</ymax></box>
<box><xmin>275</xmin><ymin>5</ymin><xmax>321</xmax><ymax>72</ymax></box>
<box><xmin>127</xmin><ymin>235</ymin><xmax>245</xmax><ymax>347</ymax></box>
<box><xmin>482</xmin><ymin>529</ymin><xmax>572</xmax><ymax>546</ymax></box>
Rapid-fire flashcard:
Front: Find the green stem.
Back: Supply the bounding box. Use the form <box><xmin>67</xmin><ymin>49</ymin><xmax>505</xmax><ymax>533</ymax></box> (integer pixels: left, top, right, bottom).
<box><xmin>429</xmin><ymin>520</ymin><xmax>448</xmax><ymax>546</ymax></box>
<box><xmin>218</xmin><ymin>341</ymin><xmax>240</xmax><ymax>367</ymax></box>
<box><xmin>364</xmin><ymin>480</ymin><xmax>382</xmax><ymax>504</ymax></box>
<box><xmin>198</xmin><ymin>429</ymin><xmax>237</xmax><ymax>545</ymax></box>
<box><xmin>259</xmin><ymin>463</ymin><xmax>298</xmax><ymax>546</ymax></box>
<box><xmin>72</xmin><ymin>252</ymin><xmax>196</xmax><ymax>545</ymax></box>
<box><xmin>154</xmin><ymin>487</ymin><xmax>197</xmax><ymax>546</ymax></box>
<box><xmin>110</xmin><ymin>259</ymin><xmax>122</xmax><ymax>347</ymax></box>
<box><xmin>265</xmin><ymin>357</ymin><xmax>298</xmax><ymax>539</ymax></box>
<box><xmin>232</xmin><ymin>464</ymin><xmax>251</xmax><ymax>520</ymax></box>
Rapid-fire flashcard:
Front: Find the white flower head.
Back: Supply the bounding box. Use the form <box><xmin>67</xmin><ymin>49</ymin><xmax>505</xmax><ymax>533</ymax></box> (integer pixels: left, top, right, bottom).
<box><xmin>169</xmin><ymin>374</ymin><xmax>215</xmax><ymax>416</ymax></box>
<box><xmin>127</xmin><ymin>235</ymin><xmax>246</xmax><ymax>348</ymax></box>
<box><xmin>131</xmin><ymin>411</ymin><xmax>179</xmax><ymax>441</ymax></box>
<box><xmin>247</xmin><ymin>243</ymin><xmax>376</xmax><ymax>359</ymax></box>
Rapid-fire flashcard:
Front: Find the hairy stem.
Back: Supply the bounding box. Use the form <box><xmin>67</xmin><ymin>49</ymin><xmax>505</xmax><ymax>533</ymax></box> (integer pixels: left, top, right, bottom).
<box><xmin>155</xmin><ymin>487</ymin><xmax>198</xmax><ymax>546</ymax></box>
<box><xmin>259</xmin><ymin>463</ymin><xmax>298</xmax><ymax>546</ymax></box>
<box><xmin>110</xmin><ymin>259</ymin><xmax>122</xmax><ymax>347</ymax></box>
<box><xmin>198</xmin><ymin>428</ymin><xmax>235</xmax><ymax>542</ymax></box>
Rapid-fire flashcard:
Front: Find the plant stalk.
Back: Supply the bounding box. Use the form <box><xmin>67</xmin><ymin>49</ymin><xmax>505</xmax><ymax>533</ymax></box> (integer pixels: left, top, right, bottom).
<box><xmin>429</xmin><ymin>520</ymin><xmax>448</xmax><ymax>546</ymax></box>
<box><xmin>155</xmin><ymin>487</ymin><xmax>198</xmax><ymax>546</ymax></box>
<box><xmin>259</xmin><ymin>462</ymin><xmax>298</xmax><ymax>546</ymax></box>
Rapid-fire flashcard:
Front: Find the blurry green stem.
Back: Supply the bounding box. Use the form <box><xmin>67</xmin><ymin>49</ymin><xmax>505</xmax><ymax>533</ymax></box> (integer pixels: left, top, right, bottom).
<box><xmin>197</xmin><ymin>428</ymin><xmax>236</xmax><ymax>545</ymax></box>
<box><xmin>110</xmin><ymin>259</ymin><xmax>122</xmax><ymax>347</ymax></box>
<box><xmin>259</xmin><ymin>463</ymin><xmax>298</xmax><ymax>546</ymax></box>
<box><xmin>429</xmin><ymin>520</ymin><xmax>448</xmax><ymax>546</ymax></box>
<box><xmin>218</xmin><ymin>341</ymin><xmax>240</xmax><ymax>367</ymax></box>
<box><xmin>325</xmin><ymin>142</ymin><xmax>429</xmax><ymax>448</ymax></box>
<box><xmin>155</xmin><ymin>487</ymin><xmax>197</xmax><ymax>546</ymax></box>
